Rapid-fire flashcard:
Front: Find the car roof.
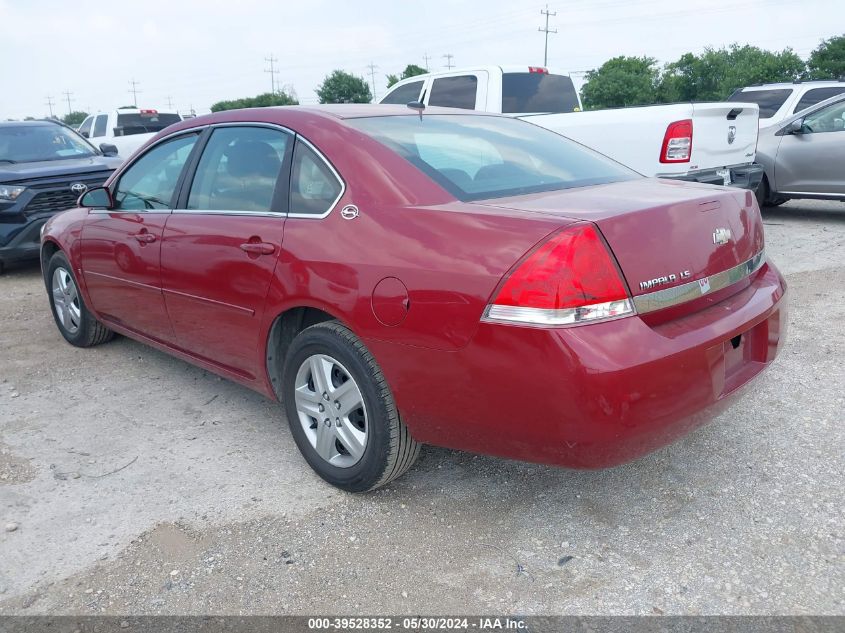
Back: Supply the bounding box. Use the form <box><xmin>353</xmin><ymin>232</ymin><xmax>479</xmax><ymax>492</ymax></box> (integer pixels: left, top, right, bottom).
<box><xmin>278</xmin><ymin>104</ymin><xmax>489</xmax><ymax>119</ymax></box>
<box><xmin>740</xmin><ymin>80</ymin><xmax>844</xmax><ymax>90</ymax></box>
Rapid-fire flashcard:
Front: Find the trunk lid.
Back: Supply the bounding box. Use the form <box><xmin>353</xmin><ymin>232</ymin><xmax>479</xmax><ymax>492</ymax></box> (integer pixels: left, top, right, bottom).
<box><xmin>688</xmin><ymin>102</ymin><xmax>759</xmax><ymax>171</ymax></box>
<box><xmin>478</xmin><ymin>178</ymin><xmax>764</xmax><ymax>305</ymax></box>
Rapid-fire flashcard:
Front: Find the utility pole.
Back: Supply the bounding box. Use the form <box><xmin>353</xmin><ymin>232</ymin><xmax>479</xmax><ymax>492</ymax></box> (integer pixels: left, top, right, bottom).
<box><xmin>366</xmin><ymin>62</ymin><xmax>379</xmax><ymax>101</ymax></box>
<box><xmin>538</xmin><ymin>4</ymin><xmax>557</xmax><ymax>67</ymax></box>
<box><xmin>443</xmin><ymin>53</ymin><xmax>454</xmax><ymax>70</ymax></box>
<box><xmin>128</xmin><ymin>79</ymin><xmax>141</xmax><ymax>107</ymax></box>
<box><xmin>423</xmin><ymin>52</ymin><xmax>431</xmax><ymax>71</ymax></box>
<box><xmin>62</xmin><ymin>90</ymin><xmax>74</xmax><ymax>114</ymax></box>
<box><xmin>265</xmin><ymin>54</ymin><xmax>279</xmax><ymax>94</ymax></box>
<box><xmin>166</xmin><ymin>95</ymin><xmax>174</xmax><ymax>109</ymax></box>
<box><xmin>45</xmin><ymin>95</ymin><xmax>55</xmax><ymax>118</ymax></box>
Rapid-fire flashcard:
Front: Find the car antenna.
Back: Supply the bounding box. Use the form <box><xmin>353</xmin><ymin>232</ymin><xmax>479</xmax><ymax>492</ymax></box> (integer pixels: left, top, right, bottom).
<box><xmin>407</xmin><ymin>101</ymin><xmax>425</xmax><ymax>120</ymax></box>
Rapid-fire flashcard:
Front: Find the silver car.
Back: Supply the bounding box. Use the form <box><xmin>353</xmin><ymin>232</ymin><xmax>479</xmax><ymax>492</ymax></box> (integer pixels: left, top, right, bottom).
<box><xmin>756</xmin><ymin>93</ymin><xmax>845</xmax><ymax>206</ymax></box>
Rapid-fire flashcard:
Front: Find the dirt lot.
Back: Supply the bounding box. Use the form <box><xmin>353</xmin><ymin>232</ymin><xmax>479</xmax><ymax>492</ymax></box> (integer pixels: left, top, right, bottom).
<box><xmin>0</xmin><ymin>200</ymin><xmax>842</xmax><ymax>615</ymax></box>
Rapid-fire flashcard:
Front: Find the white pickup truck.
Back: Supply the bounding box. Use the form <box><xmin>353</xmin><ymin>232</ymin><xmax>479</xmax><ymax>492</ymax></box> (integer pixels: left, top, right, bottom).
<box><xmin>77</xmin><ymin>108</ymin><xmax>182</xmax><ymax>159</ymax></box>
<box><xmin>379</xmin><ymin>65</ymin><xmax>763</xmax><ymax>190</ymax></box>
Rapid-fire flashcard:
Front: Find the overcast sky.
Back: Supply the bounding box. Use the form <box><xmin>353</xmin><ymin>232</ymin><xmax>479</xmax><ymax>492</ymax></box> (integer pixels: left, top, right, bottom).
<box><xmin>1</xmin><ymin>0</ymin><xmax>841</xmax><ymax>119</ymax></box>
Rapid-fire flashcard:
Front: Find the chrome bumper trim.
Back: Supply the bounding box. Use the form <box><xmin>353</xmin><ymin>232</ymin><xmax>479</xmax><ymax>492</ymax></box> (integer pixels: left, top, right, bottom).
<box><xmin>633</xmin><ymin>250</ymin><xmax>766</xmax><ymax>314</ymax></box>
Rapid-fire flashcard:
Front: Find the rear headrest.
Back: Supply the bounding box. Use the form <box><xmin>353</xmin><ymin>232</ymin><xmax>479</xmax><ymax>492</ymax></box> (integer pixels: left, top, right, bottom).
<box><xmin>224</xmin><ymin>140</ymin><xmax>281</xmax><ymax>179</ymax></box>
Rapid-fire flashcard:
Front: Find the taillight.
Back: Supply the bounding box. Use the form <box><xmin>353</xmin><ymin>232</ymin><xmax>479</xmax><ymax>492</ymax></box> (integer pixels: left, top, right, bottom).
<box><xmin>660</xmin><ymin>119</ymin><xmax>693</xmax><ymax>163</ymax></box>
<box><xmin>483</xmin><ymin>223</ymin><xmax>633</xmax><ymax>326</ymax></box>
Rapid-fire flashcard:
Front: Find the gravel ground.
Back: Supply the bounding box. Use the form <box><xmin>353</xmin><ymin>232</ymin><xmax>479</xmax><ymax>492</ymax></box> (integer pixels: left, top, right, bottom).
<box><xmin>0</xmin><ymin>199</ymin><xmax>842</xmax><ymax>615</ymax></box>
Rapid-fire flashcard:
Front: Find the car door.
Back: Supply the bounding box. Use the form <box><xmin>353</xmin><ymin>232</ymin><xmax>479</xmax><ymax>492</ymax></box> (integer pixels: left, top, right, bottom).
<box><xmin>160</xmin><ymin>124</ymin><xmax>292</xmax><ymax>377</ymax></box>
<box><xmin>774</xmin><ymin>99</ymin><xmax>845</xmax><ymax>196</ymax></box>
<box><xmin>80</xmin><ymin>132</ymin><xmax>200</xmax><ymax>342</ymax></box>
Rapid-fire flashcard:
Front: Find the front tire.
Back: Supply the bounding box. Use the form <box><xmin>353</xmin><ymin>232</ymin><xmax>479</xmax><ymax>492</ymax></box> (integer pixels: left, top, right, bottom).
<box><xmin>755</xmin><ymin>176</ymin><xmax>787</xmax><ymax>208</ymax></box>
<box><xmin>282</xmin><ymin>321</ymin><xmax>420</xmax><ymax>492</ymax></box>
<box><xmin>46</xmin><ymin>251</ymin><xmax>114</xmax><ymax>347</ymax></box>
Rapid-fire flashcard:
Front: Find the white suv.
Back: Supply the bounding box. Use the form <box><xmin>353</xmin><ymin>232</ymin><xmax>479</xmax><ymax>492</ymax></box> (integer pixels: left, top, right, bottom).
<box><xmin>728</xmin><ymin>80</ymin><xmax>845</xmax><ymax>128</ymax></box>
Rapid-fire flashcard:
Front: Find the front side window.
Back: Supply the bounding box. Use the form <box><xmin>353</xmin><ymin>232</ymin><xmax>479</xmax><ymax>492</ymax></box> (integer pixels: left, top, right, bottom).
<box><xmin>727</xmin><ymin>88</ymin><xmax>792</xmax><ymax>118</ymax></box>
<box><xmin>793</xmin><ymin>87</ymin><xmax>845</xmax><ymax>114</ymax></box>
<box><xmin>429</xmin><ymin>76</ymin><xmax>478</xmax><ymax>110</ymax></box>
<box><xmin>801</xmin><ymin>100</ymin><xmax>845</xmax><ymax>134</ymax></box>
<box><xmin>188</xmin><ymin>126</ymin><xmax>289</xmax><ymax>212</ymax></box>
<box><xmin>113</xmin><ymin>134</ymin><xmax>198</xmax><ymax>210</ymax></box>
<box><xmin>92</xmin><ymin>115</ymin><xmax>108</xmax><ymax>138</ymax></box>
<box><xmin>289</xmin><ymin>141</ymin><xmax>343</xmax><ymax>216</ymax></box>
<box><xmin>78</xmin><ymin>117</ymin><xmax>94</xmax><ymax>138</ymax></box>
<box><xmin>381</xmin><ymin>81</ymin><xmax>424</xmax><ymax>105</ymax></box>
<box><xmin>348</xmin><ymin>114</ymin><xmax>638</xmax><ymax>201</ymax></box>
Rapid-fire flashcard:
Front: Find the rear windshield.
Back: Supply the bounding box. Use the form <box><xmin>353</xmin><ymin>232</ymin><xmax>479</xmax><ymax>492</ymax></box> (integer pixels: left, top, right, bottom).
<box><xmin>727</xmin><ymin>89</ymin><xmax>792</xmax><ymax>118</ymax></box>
<box><xmin>347</xmin><ymin>115</ymin><xmax>637</xmax><ymax>201</ymax></box>
<box><xmin>115</xmin><ymin>112</ymin><xmax>181</xmax><ymax>136</ymax></box>
<box><xmin>502</xmin><ymin>73</ymin><xmax>580</xmax><ymax>113</ymax></box>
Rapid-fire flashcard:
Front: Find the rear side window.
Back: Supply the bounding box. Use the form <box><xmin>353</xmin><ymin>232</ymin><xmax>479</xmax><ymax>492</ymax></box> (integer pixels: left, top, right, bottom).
<box><xmin>727</xmin><ymin>89</ymin><xmax>792</xmax><ymax>118</ymax></box>
<box><xmin>289</xmin><ymin>141</ymin><xmax>343</xmax><ymax>216</ymax></box>
<box><xmin>502</xmin><ymin>73</ymin><xmax>580</xmax><ymax>113</ymax></box>
<box><xmin>188</xmin><ymin>126</ymin><xmax>290</xmax><ymax>212</ymax></box>
<box><xmin>429</xmin><ymin>76</ymin><xmax>478</xmax><ymax>110</ymax></box>
<box><xmin>381</xmin><ymin>81</ymin><xmax>424</xmax><ymax>105</ymax></box>
<box><xmin>92</xmin><ymin>115</ymin><xmax>108</xmax><ymax>138</ymax></box>
<box><xmin>793</xmin><ymin>87</ymin><xmax>845</xmax><ymax>113</ymax></box>
<box><xmin>115</xmin><ymin>112</ymin><xmax>181</xmax><ymax>136</ymax></box>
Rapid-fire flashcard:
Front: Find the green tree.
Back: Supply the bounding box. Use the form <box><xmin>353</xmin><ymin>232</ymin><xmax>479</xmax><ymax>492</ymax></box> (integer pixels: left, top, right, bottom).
<box><xmin>806</xmin><ymin>35</ymin><xmax>845</xmax><ymax>80</ymax></box>
<box><xmin>62</xmin><ymin>111</ymin><xmax>88</xmax><ymax>126</ymax></box>
<box><xmin>316</xmin><ymin>70</ymin><xmax>372</xmax><ymax>104</ymax></box>
<box><xmin>386</xmin><ymin>63</ymin><xmax>428</xmax><ymax>88</ymax></box>
<box><xmin>659</xmin><ymin>45</ymin><xmax>805</xmax><ymax>102</ymax></box>
<box><xmin>210</xmin><ymin>91</ymin><xmax>298</xmax><ymax>112</ymax></box>
<box><xmin>580</xmin><ymin>56</ymin><xmax>660</xmax><ymax>109</ymax></box>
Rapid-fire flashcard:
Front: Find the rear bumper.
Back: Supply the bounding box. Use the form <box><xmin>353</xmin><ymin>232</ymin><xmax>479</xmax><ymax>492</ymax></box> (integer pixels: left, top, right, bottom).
<box><xmin>661</xmin><ymin>163</ymin><xmax>765</xmax><ymax>190</ymax></box>
<box><xmin>368</xmin><ymin>261</ymin><xmax>786</xmax><ymax>468</ymax></box>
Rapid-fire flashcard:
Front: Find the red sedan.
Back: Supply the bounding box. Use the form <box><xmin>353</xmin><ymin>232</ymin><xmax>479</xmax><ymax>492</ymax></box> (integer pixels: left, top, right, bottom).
<box><xmin>40</xmin><ymin>105</ymin><xmax>787</xmax><ymax>491</ymax></box>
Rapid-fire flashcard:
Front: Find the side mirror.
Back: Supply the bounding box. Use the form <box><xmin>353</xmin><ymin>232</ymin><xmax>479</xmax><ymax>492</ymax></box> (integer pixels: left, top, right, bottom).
<box><xmin>79</xmin><ymin>186</ymin><xmax>113</xmax><ymax>209</ymax></box>
<box><xmin>787</xmin><ymin>118</ymin><xmax>804</xmax><ymax>134</ymax></box>
<box><xmin>80</xmin><ymin>130</ymin><xmax>89</xmax><ymax>138</ymax></box>
<box><xmin>99</xmin><ymin>143</ymin><xmax>119</xmax><ymax>157</ymax></box>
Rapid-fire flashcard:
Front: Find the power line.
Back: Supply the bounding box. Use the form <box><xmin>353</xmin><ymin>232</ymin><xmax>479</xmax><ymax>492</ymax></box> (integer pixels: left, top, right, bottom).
<box><xmin>423</xmin><ymin>52</ymin><xmax>432</xmax><ymax>71</ymax></box>
<box><xmin>45</xmin><ymin>95</ymin><xmax>55</xmax><ymax>118</ymax></box>
<box><xmin>443</xmin><ymin>53</ymin><xmax>454</xmax><ymax>69</ymax></box>
<box><xmin>539</xmin><ymin>4</ymin><xmax>558</xmax><ymax>67</ymax></box>
<box><xmin>62</xmin><ymin>90</ymin><xmax>74</xmax><ymax>115</ymax></box>
<box><xmin>265</xmin><ymin>54</ymin><xmax>280</xmax><ymax>94</ymax></box>
<box><xmin>166</xmin><ymin>95</ymin><xmax>175</xmax><ymax>109</ymax></box>
<box><xmin>366</xmin><ymin>62</ymin><xmax>379</xmax><ymax>101</ymax></box>
<box><xmin>128</xmin><ymin>79</ymin><xmax>141</xmax><ymax>107</ymax></box>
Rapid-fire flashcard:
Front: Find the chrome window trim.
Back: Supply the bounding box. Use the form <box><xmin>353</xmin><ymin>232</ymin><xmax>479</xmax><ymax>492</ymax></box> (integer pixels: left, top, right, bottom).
<box><xmin>173</xmin><ymin>208</ymin><xmax>284</xmax><ymax>218</ymax></box>
<box><xmin>287</xmin><ymin>136</ymin><xmax>346</xmax><ymax>220</ymax></box>
<box><xmin>633</xmin><ymin>250</ymin><xmax>766</xmax><ymax>314</ymax></box>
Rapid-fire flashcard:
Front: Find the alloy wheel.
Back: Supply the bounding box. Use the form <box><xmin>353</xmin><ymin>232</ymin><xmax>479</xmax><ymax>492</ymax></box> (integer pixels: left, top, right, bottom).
<box><xmin>52</xmin><ymin>267</ymin><xmax>81</xmax><ymax>334</ymax></box>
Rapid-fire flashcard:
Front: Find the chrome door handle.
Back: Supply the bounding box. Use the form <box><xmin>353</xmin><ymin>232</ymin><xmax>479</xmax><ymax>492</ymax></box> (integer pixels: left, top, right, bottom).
<box><xmin>239</xmin><ymin>242</ymin><xmax>275</xmax><ymax>255</ymax></box>
<box><xmin>133</xmin><ymin>232</ymin><xmax>156</xmax><ymax>244</ymax></box>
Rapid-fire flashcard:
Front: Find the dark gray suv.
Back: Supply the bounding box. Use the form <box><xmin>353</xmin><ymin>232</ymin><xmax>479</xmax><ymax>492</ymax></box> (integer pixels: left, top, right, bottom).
<box><xmin>0</xmin><ymin>120</ymin><xmax>122</xmax><ymax>272</ymax></box>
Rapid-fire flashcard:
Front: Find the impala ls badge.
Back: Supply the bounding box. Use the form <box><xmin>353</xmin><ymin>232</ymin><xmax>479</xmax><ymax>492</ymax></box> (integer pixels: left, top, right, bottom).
<box><xmin>70</xmin><ymin>182</ymin><xmax>87</xmax><ymax>195</ymax></box>
<box><xmin>340</xmin><ymin>204</ymin><xmax>359</xmax><ymax>220</ymax></box>
<box><xmin>712</xmin><ymin>227</ymin><xmax>732</xmax><ymax>245</ymax></box>
<box><xmin>639</xmin><ymin>270</ymin><xmax>691</xmax><ymax>291</ymax></box>
<box><xmin>727</xmin><ymin>125</ymin><xmax>736</xmax><ymax>144</ymax></box>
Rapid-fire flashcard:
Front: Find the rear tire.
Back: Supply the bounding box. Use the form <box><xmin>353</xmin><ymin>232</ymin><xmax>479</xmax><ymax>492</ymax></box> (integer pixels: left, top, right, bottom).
<box><xmin>282</xmin><ymin>321</ymin><xmax>420</xmax><ymax>492</ymax></box>
<box><xmin>47</xmin><ymin>251</ymin><xmax>114</xmax><ymax>347</ymax></box>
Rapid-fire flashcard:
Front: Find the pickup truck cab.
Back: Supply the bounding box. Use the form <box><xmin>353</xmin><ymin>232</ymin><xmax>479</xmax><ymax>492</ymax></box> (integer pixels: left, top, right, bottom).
<box><xmin>381</xmin><ymin>65</ymin><xmax>763</xmax><ymax>191</ymax></box>
<box><xmin>728</xmin><ymin>80</ymin><xmax>845</xmax><ymax>129</ymax></box>
<box><xmin>78</xmin><ymin>108</ymin><xmax>182</xmax><ymax>159</ymax></box>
